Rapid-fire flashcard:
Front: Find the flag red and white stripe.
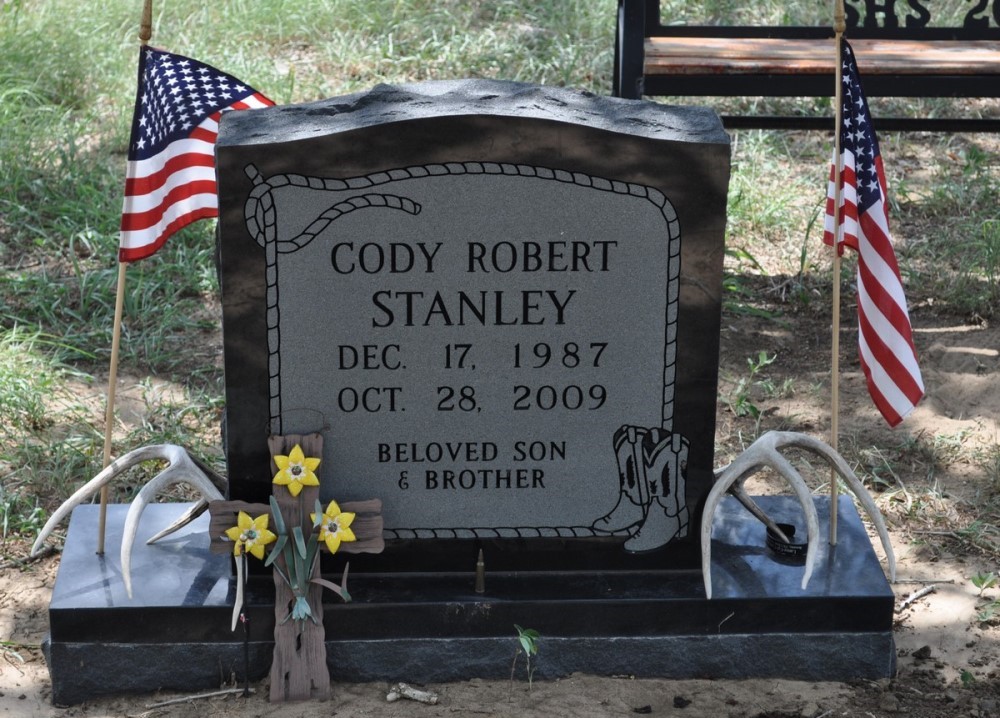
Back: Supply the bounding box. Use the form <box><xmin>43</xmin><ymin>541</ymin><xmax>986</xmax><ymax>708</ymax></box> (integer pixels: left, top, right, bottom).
<box><xmin>119</xmin><ymin>47</ymin><xmax>273</xmax><ymax>262</ymax></box>
<box><xmin>823</xmin><ymin>40</ymin><xmax>923</xmax><ymax>426</ymax></box>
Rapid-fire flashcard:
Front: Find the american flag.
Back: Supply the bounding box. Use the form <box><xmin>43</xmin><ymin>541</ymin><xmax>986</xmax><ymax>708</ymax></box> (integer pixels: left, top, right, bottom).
<box><xmin>119</xmin><ymin>47</ymin><xmax>273</xmax><ymax>262</ymax></box>
<box><xmin>823</xmin><ymin>40</ymin><xmax>923</xmax><ymax>427</ymax></box>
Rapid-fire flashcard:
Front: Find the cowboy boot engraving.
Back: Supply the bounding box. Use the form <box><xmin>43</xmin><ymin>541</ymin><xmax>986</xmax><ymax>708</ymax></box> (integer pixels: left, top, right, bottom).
<box><xmin>624</xmin><ymin>428</ymin><xmax>690</xmax><ymax>552</ymax></box>
<box><xmin>593</xmin><ymin>425</ymin><xmax>649</xmax><ymax>534</ymax></box>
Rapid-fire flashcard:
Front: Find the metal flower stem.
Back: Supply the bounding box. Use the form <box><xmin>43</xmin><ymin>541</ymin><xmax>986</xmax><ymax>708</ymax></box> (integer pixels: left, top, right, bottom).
<box><xmin>241</xmin><ymin>553</ymin><xmax>250</xmax><ymax>697</ymax></box>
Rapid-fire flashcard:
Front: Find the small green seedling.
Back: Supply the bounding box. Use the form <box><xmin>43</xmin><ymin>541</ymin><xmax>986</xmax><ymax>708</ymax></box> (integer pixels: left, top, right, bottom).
<box><xmin>971</xmin><ymin>571</ymin><xmax>998</xmax><ymax>596</ymax></box>
<box><xmin>511</xmin><ymin>624</ymin><xmax>540</xmax><ymax>691</ymax></box>
<box><xmin>961</xmin><ymin>669</ymin><xmax>977</xmax><ymax>687</ymax></box>
<box><xmin>976</xmin><ymin>600</ymin><xmax>999</xmax><ymax>625</ymax></box>
<box><xmin>729</xmin><ymin>351</ymin><xmax>777</xmax><ymax>419</ymax></box>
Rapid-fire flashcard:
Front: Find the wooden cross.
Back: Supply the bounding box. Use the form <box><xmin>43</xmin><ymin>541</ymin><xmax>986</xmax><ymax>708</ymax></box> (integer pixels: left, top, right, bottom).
<box><xmin>207</xmin><ymin>433</ymin><xmax>384</xmax><ymax>702</ymax></box>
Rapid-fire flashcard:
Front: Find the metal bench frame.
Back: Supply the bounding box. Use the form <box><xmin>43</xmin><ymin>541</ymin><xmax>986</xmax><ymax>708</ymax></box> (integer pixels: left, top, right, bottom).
<box><xmin>613</xmin><ymin>0</ymin><xmax>1000</xmax><ymax>131</ymax></box>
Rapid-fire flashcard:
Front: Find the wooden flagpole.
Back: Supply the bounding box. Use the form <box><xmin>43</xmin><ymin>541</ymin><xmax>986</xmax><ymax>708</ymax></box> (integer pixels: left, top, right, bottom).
<box><xmin>829</xmin><ymin>0</ymin><xmax>847</xmax><ymax>546</ymax></box>
<box><xmin>97</xmin><ymin>0</ymin><xmax>153</xmax><ymax>555</ymax></box>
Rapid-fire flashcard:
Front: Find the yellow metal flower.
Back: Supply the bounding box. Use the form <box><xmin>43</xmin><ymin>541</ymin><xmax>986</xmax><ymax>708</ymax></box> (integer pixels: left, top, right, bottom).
<box><xmin>224</xmin><ymin>511</ymin><xmax>276</xmax><ymax>560</ymax></box>
<box><xmin>310</xmin><ymin>500</ymin><xmax>357</xmax><ymax>554</ymax></box>
<box><xmin>272</xmin><ymin>444</ymin><xmax>321</xmax><ymax>497</ymax></box>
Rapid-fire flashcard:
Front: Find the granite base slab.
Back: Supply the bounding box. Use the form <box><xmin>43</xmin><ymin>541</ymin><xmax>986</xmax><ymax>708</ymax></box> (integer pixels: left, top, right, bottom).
<box><xmin>44</xmin><ymin>496</ymin><xmax>896</xmax><ymax>704</ymax></box>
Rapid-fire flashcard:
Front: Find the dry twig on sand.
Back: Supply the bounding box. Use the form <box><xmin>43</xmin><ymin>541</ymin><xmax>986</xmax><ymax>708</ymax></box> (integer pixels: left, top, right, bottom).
<box><xmin>386</xmin><ymin>682</ymin><xmax>439</xmax><ymax>704</ymax></box>
<box><xmin>141</xmin><ymin>687</ymin><xmax>254</xmax><ymax>710</ymax></box>
<box><xmin>896</xmin><ymin>584</ymin><xmax>937</xmax><ymax>613</ymax></box>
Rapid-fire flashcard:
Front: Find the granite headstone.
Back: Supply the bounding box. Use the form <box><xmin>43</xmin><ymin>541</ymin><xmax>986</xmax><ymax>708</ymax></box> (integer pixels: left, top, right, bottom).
<box><xmin>216</xmin><ymin>80</ymin><xmax>730</xmax><ymax>570</ymax></box>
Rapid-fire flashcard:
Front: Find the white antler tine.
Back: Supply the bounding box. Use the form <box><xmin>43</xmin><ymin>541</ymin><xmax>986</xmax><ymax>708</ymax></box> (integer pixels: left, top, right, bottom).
<box><xmin>701</xmin><ymin>451</ymin><xmax>761</xmax><ymax>599</ymax></box>
<box><xmin>31</xmin><ymin>444</ymin><xmax>176</xmax><ymax>558</ymax></box>
<box><xmin>763</xmin><ymin>447</ymin><xmax>821</xmax><ymax>591</ymax></box>
<box><xmin>122</xmin><ymin>447</ymin><xmax>224</xmax><ymax>598</ymax></box>
<box><xmin>145</xmin><ymin>499</ymin><xmax>210</xmax><ymax>545</ymax></box>
<box><xmin>145</xmin><ymin>451</ymin><xmax>226</xmax><ymax>544</ymax></box>
<box><xmin>777</xmin><ymin>432</ymin><xmax>896</xmax><ymax>583</ymax></box>
<box><xmin>189</xmin><ymin>453</ymin><xmax>228</xmax><ymax>494</ymax></box>
<box><xmin>232</xmin><ymin>555</ymin><xmax>245</xmax><ymax>632</ymax></box>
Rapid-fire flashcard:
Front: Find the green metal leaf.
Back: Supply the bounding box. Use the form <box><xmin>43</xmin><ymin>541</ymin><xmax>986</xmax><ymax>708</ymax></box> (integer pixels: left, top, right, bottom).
<box><xmin>292</xmin><ymin>525</ymin><xmax>307</xmax><ymax>558</ymax></box>
<box><xmin>310</xmin><ymin>576</ymin><xmax>345</xmax><ymax>600</ymax></box>
<box><xmin>292</xmin><ymin>545</ymin><xmax>306</xmax><ymax>588</ymax></box>
<box><xmin>305</xmin><ymin>538</ymin><xmax>319</xmax><ymax>577</ymax></box>
<box><xmin>291</xmin><ymin>595</ymin><xmax>313</xmax><ymax>621</ymax></box>
<box><xmin>264</xmin><ymin>534</ymin><xmax>287</xmax><ymax>567</ymax></box>
<box><xmin>268</xmin><ymin>495</ymin><xmax>286</xmax><ymax>535</ymax></box>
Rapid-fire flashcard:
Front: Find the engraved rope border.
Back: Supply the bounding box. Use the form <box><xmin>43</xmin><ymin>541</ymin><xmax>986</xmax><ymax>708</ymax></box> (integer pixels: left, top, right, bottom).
<box><xmin>244</xmin><ymin>161</ymin><xmax>683</xmax><ymax>540</ymax></box>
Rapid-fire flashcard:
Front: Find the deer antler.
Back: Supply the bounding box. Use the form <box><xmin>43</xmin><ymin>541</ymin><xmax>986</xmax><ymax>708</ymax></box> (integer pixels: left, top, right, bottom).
<box><xmin>701</xmin><ymin>431</ymin><xmax>895</xmax><ymax>599</ymax></box>
<box><xmin>31</xmin><ymin>444</ymin><xmax>226</xmax><ymax>598</ymax></box>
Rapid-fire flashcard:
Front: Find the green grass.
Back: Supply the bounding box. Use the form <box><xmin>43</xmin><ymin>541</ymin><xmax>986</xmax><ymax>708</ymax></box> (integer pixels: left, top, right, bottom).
<box><xmin>0</xmin><ymin>0</ymin><xmax>619</xmax><ymax>542</ymax></box>
<box><xmin>1</xmin><ymin>0</ymin><xmax>999</xmax><ymax>560</ymax></box>
<box><xmin>896</xmin><ymin>143</ymin><xmax>1000</xmax><ymax>317</ymax></box>
<box><xmin>0</xmin><ymin>330</ymin><xmax>99</xmax><ymax>507</ymax></box>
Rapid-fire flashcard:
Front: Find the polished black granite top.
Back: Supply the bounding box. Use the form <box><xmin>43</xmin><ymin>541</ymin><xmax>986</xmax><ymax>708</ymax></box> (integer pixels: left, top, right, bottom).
<box><xmin>49</xmin><ymin>496</ymin><xmax>893</xmax><ymax>642</ymax></box>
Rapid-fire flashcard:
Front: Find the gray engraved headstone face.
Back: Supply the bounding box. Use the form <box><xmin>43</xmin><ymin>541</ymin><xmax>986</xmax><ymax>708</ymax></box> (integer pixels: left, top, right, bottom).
<box><xmin>217</xmin><ymin>80</ymin><xmax>730</xmax><ymax>568</ymax></box>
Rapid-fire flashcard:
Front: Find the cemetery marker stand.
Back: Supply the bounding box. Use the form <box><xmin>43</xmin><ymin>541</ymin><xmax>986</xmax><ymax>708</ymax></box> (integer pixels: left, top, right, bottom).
<box><xmin>44</xmin><ymin>496</ymin><xmax>895</xmax><ymax>704</ymax></box>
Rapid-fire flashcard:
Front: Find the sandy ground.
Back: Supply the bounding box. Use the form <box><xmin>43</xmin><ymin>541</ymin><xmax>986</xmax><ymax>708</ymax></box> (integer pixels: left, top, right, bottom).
<box><xmin>0</xmin><ymin>542</ymin><xmax>996</xmax><ymax>718</ymax></box>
